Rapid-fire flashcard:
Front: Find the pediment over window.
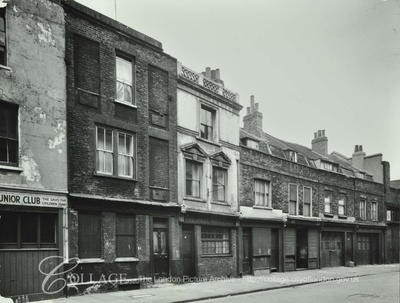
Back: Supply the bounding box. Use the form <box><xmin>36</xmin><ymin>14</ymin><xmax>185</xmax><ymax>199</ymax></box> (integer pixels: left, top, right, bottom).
<box><xmin>210</xmin><ymin>151</ymin><xmax>231</xmax><ymax>168</ymax></box>
<box><xmin>181</xmin><ymin>142</ymin><xmax>207</xmax><ymax>162</ymax></box>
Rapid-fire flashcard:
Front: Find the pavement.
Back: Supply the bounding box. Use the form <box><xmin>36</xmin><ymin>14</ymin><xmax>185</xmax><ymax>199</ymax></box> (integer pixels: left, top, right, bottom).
<box><xmin>39</xmin><ymin>264</ymin><xmax>400</xmax><ymax>303</ymax></box>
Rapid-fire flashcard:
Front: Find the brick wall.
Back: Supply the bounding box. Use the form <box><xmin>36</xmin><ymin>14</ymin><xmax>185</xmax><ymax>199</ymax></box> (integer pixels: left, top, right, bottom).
<box><xmin>240</xmin><ymin>146</ymin><xmax>385</xmax><ymax>223</ymax></box>
<box><xmin>64</xmin><ymin>5</ymin><xmax>177</xmax><ymax>203</ymax></box>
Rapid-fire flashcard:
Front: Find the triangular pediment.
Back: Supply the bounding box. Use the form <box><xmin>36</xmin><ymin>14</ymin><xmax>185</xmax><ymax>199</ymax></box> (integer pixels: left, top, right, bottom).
<box><xmin>210</xmin><ymin>151</ymin><xmax>231</xmax><ymax>166</ymax></box>
<box><xmin>181</xmin><ymin>142</ymin><xmax>208</xmax><ymax>161</ymax></box>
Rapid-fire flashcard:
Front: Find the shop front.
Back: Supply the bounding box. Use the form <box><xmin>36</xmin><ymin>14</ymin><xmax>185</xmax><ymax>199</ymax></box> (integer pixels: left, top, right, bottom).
<box><xmin>0</xmin><ymin>189</ymin><xmax>67</xmax><ymax>301</ymax></box>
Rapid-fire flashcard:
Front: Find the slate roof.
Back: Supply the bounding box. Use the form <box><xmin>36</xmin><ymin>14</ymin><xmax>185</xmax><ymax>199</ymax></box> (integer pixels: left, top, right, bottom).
<box><xmin>240</xmin><ymin>128</ymin><xmax>372</xmax><ymax>179</ymax></box>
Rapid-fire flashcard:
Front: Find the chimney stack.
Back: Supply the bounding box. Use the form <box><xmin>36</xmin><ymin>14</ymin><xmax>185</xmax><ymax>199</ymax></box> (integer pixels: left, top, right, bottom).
<box><xmin>311</xmin><ymin>129</ymin><xmax>328</xmax><ymax>155</ymax></box>
<box><xmin>351</xmin><ymin>144</ymin><xmax>366</xmax><ymax>171</ymax></box>
<box><xmin>202</xmin><ymin>67</ymin><xmax>224</xmax><ymax>85</ymax></box>
<box><xmin>243</xmin><ymin>95</ymin><xmax>263</xmax><ymax>137</ymax></box>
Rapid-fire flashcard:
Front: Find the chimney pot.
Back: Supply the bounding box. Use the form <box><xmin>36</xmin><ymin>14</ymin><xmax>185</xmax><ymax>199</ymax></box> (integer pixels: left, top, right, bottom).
<box><xmin>359</xmin><ymin>145</ymin><xmax>363</xmax><ymax>151</ymax></box>
<box><xmin>247</xmin><ymin>106</ymin><xmax>250</xmax><ymax>114</ymax></box>
<box><xmin>250</xmin><ymin>95</ymin><xmax>255</xmax><ymax>102</ymax></box>
<box><xmin>322</xmin><ymin>130</ymin><xmax>325</xmax><ymax>136</ymax></box>
<box><xmin>255</xmin><ymin>103</ymin><xmax>259</xmax><ymax>111</ymax></box>
<box><xmin>314</xmin><ymin>132</ymin><xmax>317</xmax><ymax>139</ymax></box>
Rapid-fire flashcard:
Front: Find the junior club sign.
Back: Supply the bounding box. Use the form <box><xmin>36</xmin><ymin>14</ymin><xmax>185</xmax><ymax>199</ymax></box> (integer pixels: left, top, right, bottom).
<box><xmin>0</xmin><ymin>191</ymin><xmax>67</xmax><ymax>208</ymax></box>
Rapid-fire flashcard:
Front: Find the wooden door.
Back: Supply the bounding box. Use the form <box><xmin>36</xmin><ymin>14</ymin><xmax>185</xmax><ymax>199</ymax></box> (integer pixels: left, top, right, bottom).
<box><xmin>182</xmin><ymin>225</ymin><xmax>195</xmax><ymax>277</ymax></box>
<box><xmin>242</xmin><ymin>229</ymin><xmax>252</xmax><ymax>275</ymax></box>
<box><xmin>284</xmin><ymin>228</ymin><xmax>296</xmax><ymax>271</ymax></box>
<box><xmin>321</xmin><ymin>232</ymin><xmax>344</xmax><ymax>267</ymax></box>
<box><xmin>153</xmin><ymin>228</ymin><xmax>169</xmax><ymax>277</ymax></box>
<box><xmin>308</xmin><ymin>229</ymin><xmax>319</xmax><ymax>269</ymax></box>
<box><xmin>270</xmin><ymin>229</ymin><xmax>279</xmax><ymax>271</ymax></box>
<box><xmin>357</xmin><ymin>234</ymin><xmax>371</xmax><ymax>265</ymax></box>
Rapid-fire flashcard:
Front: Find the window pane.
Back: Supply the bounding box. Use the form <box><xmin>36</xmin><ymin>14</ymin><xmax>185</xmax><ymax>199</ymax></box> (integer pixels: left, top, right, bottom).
<box><xmin>0</xmin><ymin>138</ymin><xmax>7</xmax><ymax>162</ymax></box>
<box><xmin>105</xmin><ymin>129</ymin><xmax>113</xmax><ymax>151</ymax></box>
<box><xmin>119</xmin><ymin>133</ymin><xmax>125</xmax><ymax>154</ymax></box>
<box><xmin>116</xmin><ymin>57</ymin><xmax>132</xmax><ymax>84</ymax></box>
<box><xmin>289</xmin><ymin>201</ymin><xmax>296</xmax><ymax>215</ymax></box>
<box><xmin>104</xmin><ymin>152</ymin><xmax>113</xmax><ymax>173</ymax></box>
<box><xmin>124</xmin><ymin>84</ymin><xmax>132</xmax><ymax>103</ymax></box>
<box><xmin>97</xmin><ymin>127</ymin><xmax>104</xmax><ymax>149</ymax></box>
<box><xmin>0</xmin><ymin>213</ymin><xmax>18</xmax><ymax>244</ymax></box>
<box><xmin>289</xmin><ymin>184</ymin><xmax>297</xmax><ymax>201</ymax></box>
<box><xmin>21</xmin><ymin>214</ymin><xmax>38</xmax><ymax>243</ymax></box>
<box><xmin>192</xmin><ymin>180</ymin><xmax>200</xmax><ymax>197</ymax></box>
<box><xmin>153</xmin><ymin>231</ymin><xmax>159</xmax><ymax>254</ymax></box>
<box><xmin>303</xmin><ymin>204</ymin><xmax>310</xmax><ymax>216</ymax></box>
<box><xmin>304</xmin><ymin>187</ymin><xmax>311</xmax><ymax>204</ymax></box>
<box><xmin>40</xmin><ymin>214</ymin><xmax>56</xmax><ymax>243</ymax></box>
<box><xmin>116</xmin><ymin>81</ymin><xmax>124</xmax><ymax>101</ymax></box>
<box><xmin>185</xmin><ymin>180</ymin><xmax>193</xmax><ymax>196</ymax></box>
<box><xmin>126</xmin><ymin>135</ymin><xmax>133</xmax><ymax>155</ymax></box>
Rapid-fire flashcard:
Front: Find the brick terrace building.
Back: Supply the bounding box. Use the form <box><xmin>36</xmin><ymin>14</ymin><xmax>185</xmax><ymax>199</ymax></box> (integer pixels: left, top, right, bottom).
<box><xmin>0</xmin><ymin>0</ymin><xmax>68</xmax><ymax>301</ymax></box>
<box><xmin>63</xmin><ymin>0</ymin><xmax>180</xmax><ymax>292</ymax></box>
<box><xmin>385</xmin><ymin>179</ymin><xmax>400</xmax><ymax>263</ymax></box>
<box><xmin>176</xmin><ymin>64</ymin><xmax>242</xmax><ymax>278</ymax></box>
<box><xmin>239</xmin><ymin>98</ymin><xmax>387</xmax><ymax>274</ymax></box>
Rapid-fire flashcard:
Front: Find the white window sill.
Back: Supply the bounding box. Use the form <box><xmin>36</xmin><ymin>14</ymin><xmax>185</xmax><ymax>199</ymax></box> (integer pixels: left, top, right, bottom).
<box><xmin>0</xmin><ymin>64</ymin><xmax>12</xmax><ymax>71</ymax></box>
<box><xmin>114</xmin><ymin>100</ymin><xmax>137</xmax><ymax>108</ymax></box>
<box><xmin>115</xmin><ymin>257</ymin><xmax>139</xmax><ymax>263</ymax></box>
<box><xmin>184</xmin><ymin>197</ymin><xmax>206</xmax><ymax>203</ymax></box>
<box><xmin>0</xmin><ymin>165</ymin><xmax>23</xmax><ymax>172</ymax></box>
<box><xmin>253</xmin><ymin>205</ymin><xmax>273</xmax><ymax>210</ymax></box>
<box><xmin>77</xmin><ymin>258</ymin><xmax>105</xmax><ymax>264</ymax></box>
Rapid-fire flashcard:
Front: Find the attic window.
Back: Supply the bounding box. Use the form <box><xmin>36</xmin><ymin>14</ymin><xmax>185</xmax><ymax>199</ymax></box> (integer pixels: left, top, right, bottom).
<box><xmin>288</xmin><ymin>151</ymin><xmax>297</xmax><ymax>163</ymax></box>
<box><xmin>321</xmin><ymin>161</ymin><xmax>339</xmax><ymax>172</ymax></box>
<box><xmin>246</xmin><ymin>139</ymin><xmax>259</xmax><ymax>149</ymax></box>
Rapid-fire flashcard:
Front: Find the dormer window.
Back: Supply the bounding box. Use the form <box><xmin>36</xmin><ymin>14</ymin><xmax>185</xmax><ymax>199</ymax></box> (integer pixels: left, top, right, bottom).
<box><xmin>321</xmin><ymin>161</ymin><xmax>339</xmax><ymax>172</ymax></box>
<box><xmin>288</xmin><ymin>151</ymin><xmax>297</xmax><ymax>163</ymax></box>
<box><xmin>246</xmin><ymin>139</ymin><xmax>259</xmax><ymax>149</ymax></box>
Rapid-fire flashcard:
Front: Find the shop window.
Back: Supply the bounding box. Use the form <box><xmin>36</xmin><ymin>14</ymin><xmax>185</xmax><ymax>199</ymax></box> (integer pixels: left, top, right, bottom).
<box><xmin>324</xmin><ymin>191</ymin><xmax>332</xmax><ymax>214</ymax></box>
<box><xmin>0</xmin><ymin>7</ymin><xmax>6</xmax><ymax>66</ymax></box>
<box><xmin>200</xmin><ymin>105</ymin><xmax>215</xmax><ymax>141</ymax></box>
<box><xmin>254</xmin><ymin>179</ymin><xmax>271</xmax><ymax>207</ymax></box>
<box><xmin>201</xmin><ymin>227</ymin><xmax>230</xmax><ymax>255</ymax></box>
<box><xmin>116</xmin><ymin>215</ymin><xmax>136</xmax><ymax>257</ymax></box>
<box><xmin>0</xmin><ymin>212</ymin><xmax>56</xmax><ymax>248</ymax></box>
<box><xmin>185</xmin><ymin>159</ymin><xmax>202</xmax><ymax>198</ymax></box>
<box><xmin>303</xmin><ymin>187</ymin><xmax>312</xmax><ymax>216</ymax></box>
<box><xmin>0</xmin><ymin>101</ymin><xmax>18</xmax><ymax>166</ymax></box>
<box><xmin>212</xmin><ymin>167</ymin><xmax>227</xmax><ymax>202</ymax></box>
<box><xmin>79</xmin><ymin>212</ymin><xmax>102</xmax><ymax>259</ymax></box>
<box><xmin>288</xmin><ymin>184</ymin><xmax>298</xmax><ymax>215</ymax></box>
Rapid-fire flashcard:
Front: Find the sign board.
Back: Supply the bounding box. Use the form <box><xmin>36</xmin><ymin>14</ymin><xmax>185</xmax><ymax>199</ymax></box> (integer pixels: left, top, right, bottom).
<box><xmin>0</xmin><ymin>191</ymin><xmax>67</xmax><ymax>208</ymax></box>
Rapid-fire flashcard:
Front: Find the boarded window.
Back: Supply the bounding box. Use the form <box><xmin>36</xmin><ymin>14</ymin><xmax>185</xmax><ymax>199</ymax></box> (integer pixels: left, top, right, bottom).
<box><xmin>74</xmin><ymin>35</ymin><xmax>100</xmax><ymax>107</ymax></box>
<box><xmin>201</xmin><ymin>227</ymin><xmax>230</xmax><ymax>255</ymax></box>
<box><xmin>79</xmin><ymin>213</ymin><xmax>102</xmax><ymax>258</ymax></box>
<box><xmin>0</xmin><ymin>7</ymin><xmax>6</xmax><ymax>65</ymax></box>
<box><xmin>148</xmin><ymin>65</ymin><xmax>169</xmax><ymax>128</ymax></box>
<box><xmin>149</xmin><ymin>137</ymin><xmax>169</xmax><ymax>189</ymax></box>
<box><xmin>116</xmin><ymin>215</ymin><xmax>135</xmax><ymax>257</ymax></box>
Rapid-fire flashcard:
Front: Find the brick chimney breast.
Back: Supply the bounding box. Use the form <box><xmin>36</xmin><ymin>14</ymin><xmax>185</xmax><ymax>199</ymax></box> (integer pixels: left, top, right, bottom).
<box><xmin>243</xmin><ymin>95</ymin><xmax>263</xmax><ymax>137</ymax></box>
<box><xmin>311</xmin><ymin>129</ymin><xmax>328</xmax><ymax>155</ymax></box>
<box><xmin>352</xmin><ymin>144</ymin><xmax>366</xmax><ymax>171</ymax></box>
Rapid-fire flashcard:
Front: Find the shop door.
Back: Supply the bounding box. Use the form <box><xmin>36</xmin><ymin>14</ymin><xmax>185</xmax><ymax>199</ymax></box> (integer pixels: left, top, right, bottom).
<box><xmin>296</xmin><ymin>228</ymin><xmax>308</xmax><ymax>269</ymax></box>
<box><xmin>358</xmin><ymin>234</ymin><xmax>378</xmax><ymax>265</ymax></box>
<box><xmin>153</xmin><ymin>225</ymin><xmax>169</xmax><ymax>277</ymax></box>
<box><xmin>321</xmin><ymin>232</ymin><xmax>344</xmax><ymax>267</ymax></box>
<box><xmin>242</xmin><ymin>228</ymin><xmax>252</xmax><ymax>275</ymax></box>
<box><xmin>182</xmin><ymin>225</ymin><xmax>195</xmax><ymax>277</ymax></box>
<box><xmin>270</xmin><ymin>229</ymin><xmax>279</xmax><ymax>272</ymax></box>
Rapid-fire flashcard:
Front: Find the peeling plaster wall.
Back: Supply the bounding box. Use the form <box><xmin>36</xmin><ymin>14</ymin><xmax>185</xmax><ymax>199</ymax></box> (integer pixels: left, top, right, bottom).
<box><xmin>0</xmin><ymin>0</ymin><xmax>67</xmax><ymax>191</ymax></box>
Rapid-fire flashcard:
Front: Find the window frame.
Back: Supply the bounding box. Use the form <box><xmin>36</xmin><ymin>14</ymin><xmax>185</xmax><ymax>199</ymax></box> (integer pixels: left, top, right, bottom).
<box><xmin>371</xmin><ymin>201</ymin><xmax>378</xmax><ymax>221</ymax></box>
<box><xmin>0</xmin><ymin>101</ymin><xmax>19</xmax><ymax>167</ymax></box>
<box><xmin>288</xmin><ymin>183</ymin><xmax>298</xmax><ymax>215</ymax></box>
<box><xmin>185</xmin><ymin>159</ymin><xmax>203</xmax><ymax>199</ymax></box>
<box><xmin>288</xmin><ymin>151</ymin><xmax>298</xmax><ymax>163</ymax></box>
<box><xmin>212</xmin><ymin>166</ymin><xmax>227</xmax><ymax>202</ymax></box>
<box><xmin>201</xmin><ymin>226</ymin><xmax>231</xmax><ymax>256</ymax></box>
<box><xmin>338</xmin><ymin>194</ymin><xmax>346</xmax><ymax>216</ymax></box>
<box><xmin>95</xmin><ymin>126</ymin><xmax>114</xmax><ymax>175</ymax></box>
<box><xmin>116</xmin><ymin>214</ymin><xmax>136</xmax><ymax>258</ymax></box>
<box><xmin>0</xmin><ymin>7</ymin><xmax>7</xmax><ymax>66</ymax></box>
<box><xmin>115</xmin><ymin>54</ymin><xmax>135</xmax><ymax>106</ymax></box>
<box><xmin>359</xmin><ymin>199</ymin><xmax>367</xmax><ymax>220</ymax></box>
<box><xmin>254</xmin><ymin>179</ymin><xmax>271</xmax><ymax>208</ymax></box>
<box><xmin>199</xmin><ymin>104</ymin><xmax>216</xmax><ymax>142</ymax></box>
<box><xmin>302</xmin><ymin>186</ymin><xmax>312</xmax><ymax>216</ymax></box>
<box><xmin>324</xmin><ymin>190</ymin><xmax>332</xmax><ymax>214</ymax></box>
<box><xmin>117</xmin><ymin>131</ymin><xmax>134</xmax><ymax>178</ymax></box>
<box><xmin>387</xmin><ymin>209</ymin><xmax>392</xmax><ymax>221</ymax></box>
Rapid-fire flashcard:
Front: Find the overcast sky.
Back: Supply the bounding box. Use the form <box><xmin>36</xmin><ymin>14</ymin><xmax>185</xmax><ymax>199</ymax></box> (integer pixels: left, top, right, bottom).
<box><xmin>77</xmin><ymin>0</ymin><xmax>400</xmax><ymax>180</ymax></box>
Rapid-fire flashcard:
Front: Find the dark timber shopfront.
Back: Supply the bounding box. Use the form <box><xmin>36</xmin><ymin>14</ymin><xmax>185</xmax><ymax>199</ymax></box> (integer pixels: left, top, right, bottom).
<box><xmin>0</xmin><ymin>190</ymin><xmax>68</xmax><ymax>300</ymax></box>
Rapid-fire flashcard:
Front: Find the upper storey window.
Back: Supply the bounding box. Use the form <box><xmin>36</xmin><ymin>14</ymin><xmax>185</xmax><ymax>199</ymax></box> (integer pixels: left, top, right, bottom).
<box><xmin>0</xmin><ymin>7</ymin><xmax>6</xmax><ymax>66</ymax></box>
<box><xmin>0</xmin><ymin>101</ymin><xmax>18</xmax><ymax>166</ymax></box>
<box><xmin>200</xmin><ymin>105</ymin><xmax>215</xmax><ymax>141</ymax></box>
<box><xmin>287</xmin><ymin>151</ymin><xmax>297</xmax><ymax>163</ymax></box>
<box><xmin>246</xmin><ymin>139</ymin><xmax>259</xmax><ymax>149</ymax></box>
<box><xmin>321</xmin><ymin>161</ymin><xmax>339</xmax><ymax>172</ymax></box>
<box><xmin>116</xmin><ymin>56</ymin><xmax>134</xmax><ymax>105</ymax></box>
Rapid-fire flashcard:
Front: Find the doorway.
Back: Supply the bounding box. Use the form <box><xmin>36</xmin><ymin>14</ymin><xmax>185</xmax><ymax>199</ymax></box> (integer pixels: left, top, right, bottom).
<box><xmin>270</xmin><ymin>229</ymin><xmax>279</xmax><ymax>271</ymax></box>
<box><xmin>182</xmin><ymin>225</ymin><xmax>195</xmax><ymax>277</ymax></box>
<box><xmin>242</xmin><ymin>228</ymin><xmax>252</xmax><ymax>275</ymax></box>
<box><xmin>296</xmin><ymin>228</ymin><xmax>308</xmax><ymax>269</ymax></box>
<box><xmin>153</xmin><ymin>218</ymin><xmax>169</xmax><ymax>277</ymax></box>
